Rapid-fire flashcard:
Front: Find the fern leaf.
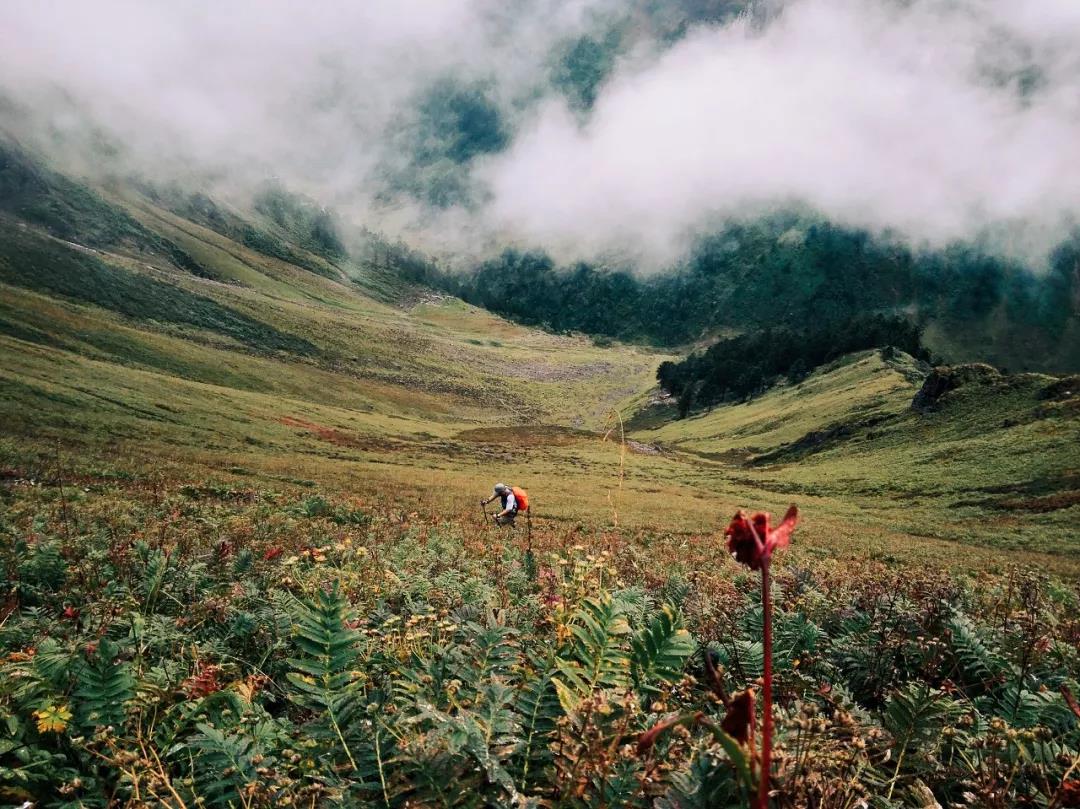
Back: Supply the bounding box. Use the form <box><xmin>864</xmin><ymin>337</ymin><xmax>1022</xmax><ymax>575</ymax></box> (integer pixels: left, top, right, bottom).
<box><xmin>190</xmin><ymin>721</ymin><xmax>264</xmax><ymax>808</ymax></box>
<box><xmin>949</xmin><ymin>613</ymin><xmax>1010</xmax><ymax>690</ymax></box>
<box><xmin>73</xmin><ymin>639</ymin><xmax>134</xmax><ymax>729</ymax></box>
<box><xmin>513</xmin><ymin>653</ymin><xmax>562</xmax><ymax>794</ymax></box>
<box><xmin>884</xmin><ymin>682</ymin><xmax>956</xmax><ymax>756</ymax></box>
<box><xmin>462</xmin><ymin>623</ymin><xmax>519</xmax><ymax>699</ymax></box>
<box><xmin>286</xmin><ymin>584</ymin><xmax>363</xmax><ymax>770</ymax></box>
<box><xmin>286</xmin><ymin>584</ymin><xmax>362</xmax><ymax>712</ymax></box>
<box><xmin>631</xmin><ymin>605</ymin><xmax>694</xmax><ymax>694</ymax></box>
<box><xmin>553</xmin><ymin>595</ymin><xmax>632</xmax><ymax>716</ymax></box>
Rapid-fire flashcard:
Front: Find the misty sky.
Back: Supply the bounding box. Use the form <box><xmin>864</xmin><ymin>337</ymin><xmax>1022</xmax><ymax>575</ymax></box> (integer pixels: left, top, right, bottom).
<box><xmin>2</xmin><ymin>0</ymin><xmax>1079</xmax><ymax>268</ymax></box>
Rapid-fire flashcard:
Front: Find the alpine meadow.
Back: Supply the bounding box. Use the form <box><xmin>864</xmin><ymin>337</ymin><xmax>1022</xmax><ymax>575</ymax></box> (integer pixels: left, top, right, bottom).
<box><xmin>1</xmin><ymin>2</ymin><xmax>1080</xmax><ymax>808</ymax></box>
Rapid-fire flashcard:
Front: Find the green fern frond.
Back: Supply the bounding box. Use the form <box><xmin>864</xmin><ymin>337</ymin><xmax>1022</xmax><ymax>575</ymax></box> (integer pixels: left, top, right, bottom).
<box><xmin>342</xmin><ymin>713</ymin><xmax>396</xmax><ymax>808</ymax></box>
<box><xmin>553</xmin><ymin>594</ymin><xmax>632</xmax><ymax>715</ymax></box>
<box><xmin>660</xmin><ymin>576</ymin><xmax>691</xmax><ymax>611</ymax></box>
<box><xmin>884</xmin><ymin>682</ymin><xmax>957</xmax><ymax>758</ymax></box>
<box><xmin>949</xmin><ymin>613</ymin><xmax>1010</xmax><ymax>690</ymax></box>
<box><xmin>286</xmin><ymin>584</ymin><xmax>362</xmax><ymax>710</ymax></box>
<box><xmin>137</xmin><ymin>543</ymin><xmax>170</xmax><ymax>613</ymax></box>
<box><xmin>189</xmin><ymin>721</ymin><xmax>266</xmax><ymax>807</ymax></box>
<box><xmin>462</xmin><ymin>623</ymin><xmax>519</xmax><ymax>696</ymax></box>
<box><xmin>390</xmin><ymin>683</ymin><xmax>525</xmax><ymax>806</ymax></box>
<box><xmin>631</xmin><ymin>605</ymin><xmax>694</xmax><ymax>694</ymax></box>
<box><xmin>881</xmin><ymin>682</ymin><xmax>959</xmax><ymax>800</ymax></box>
<box><xmin>512</xmin><ymin>652</ymin><xmax>561</xmax><ymax>794</ymax></box>
<box><xmin>985</xmin><ymin>684</ymin><xmax>1074</xmax><ymax>730</ymax></box>
<box><xmin>286</xmin><ymin>583</ymin><xmax>363</xmax><ymax>769</ymax></box>
<box><xmin>581</xmin><ymin>759</ymin><xmax>647</xmax><ymax>808</ymax></box>
<box><xmin>613</xmin><ymin>586</ymin><xmax>651</xmax><ymax>629</ymax></box>
<box><xmin>657</xmin><ymin>749</ymin><xmax>742</xmax><ymax>809</ymax></box>
<box><xmin>713</xmin><ymin>638</ymin><xmax>764</xmax><ymax>682</ymax></box>
<box><xmin>73</xmin><ymin>639</ymin><xmax>134</xmax><ymax>729</ymax></box>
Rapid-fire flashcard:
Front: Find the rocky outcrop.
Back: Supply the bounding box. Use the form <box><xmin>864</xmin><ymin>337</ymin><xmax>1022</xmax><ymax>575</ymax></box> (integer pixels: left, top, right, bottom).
<box><xmin>911</xmin><ymin>364</ymin><xmax>1002</xmax><ymax>413</ymax></box>
<box><xmin>1039</xmin><ymin>375</ymin><xmax>1080</xmax><ymax>402</ymax></box>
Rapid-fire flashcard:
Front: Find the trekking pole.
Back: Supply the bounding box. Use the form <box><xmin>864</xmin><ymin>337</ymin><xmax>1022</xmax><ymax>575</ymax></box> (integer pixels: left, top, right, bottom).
<box><xmin>480</xmin><ymin>500</ymin><xmax>489</xmax><ymax>526</ymax></box>
<box><xmin>522</xmin><ymin>507</ymin><xmax>536</xmax><ymax>582</ymax></box>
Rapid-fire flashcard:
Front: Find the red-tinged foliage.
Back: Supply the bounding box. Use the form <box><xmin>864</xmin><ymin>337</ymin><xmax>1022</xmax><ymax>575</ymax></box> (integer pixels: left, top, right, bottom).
<box><xmin>1056</xmin><ymin>779</ymin><xmax>1080</xmax><ymax>807</ymax></box>
<box><xmin>722</xmin><ymin>689</ymin><xmax>756</xmax><ymax>745</ymax></box>
<box><xmin>2</xmin><ymin>479</ymin><xmax>1077</xmax><ymax>808</ymax></box>
<box><xmin>1062</xmin><ymin>685</ymin><xmax>1080</xmax><ymax>721</ymax></box>
<box><xmin>637</xmin><ymin>713</ymin><xmax>697</xmax><ymax>756</ymax></box>
<box><xmin>704</xmin><ymin>647</ymin><xmax>731</xmax><ymax>706</ymax></box>
<box><xmin>183</xmin><ymin>663</ymin><xmax>223</xmax><ymax>699</ymax></box>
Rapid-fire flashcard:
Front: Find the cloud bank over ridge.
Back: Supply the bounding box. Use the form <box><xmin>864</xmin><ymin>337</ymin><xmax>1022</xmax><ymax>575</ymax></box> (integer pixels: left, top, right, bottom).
<box><xmin>1</xmin><ymin>0</ymin><xmax>1078</xmax><ymax>267</ymax></box>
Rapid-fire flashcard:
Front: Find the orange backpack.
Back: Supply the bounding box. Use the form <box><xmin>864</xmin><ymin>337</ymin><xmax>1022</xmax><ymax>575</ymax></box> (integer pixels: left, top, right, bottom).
<box><xmin>510</xmin><ymin>486</ymin><xmax>529</xmax><ymax>513</ymax></box>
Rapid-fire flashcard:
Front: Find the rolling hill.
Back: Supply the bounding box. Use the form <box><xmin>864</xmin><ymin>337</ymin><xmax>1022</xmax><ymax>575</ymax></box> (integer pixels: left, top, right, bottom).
<box><xmin>3</xmin><ymin>137</ymin><xmax>1080</xmax><ymax>809</ymax></box>
<box><xmin>1</xmin><ymin>138</ymin><xmax>1077</xmax><ymax>575</ymax></box>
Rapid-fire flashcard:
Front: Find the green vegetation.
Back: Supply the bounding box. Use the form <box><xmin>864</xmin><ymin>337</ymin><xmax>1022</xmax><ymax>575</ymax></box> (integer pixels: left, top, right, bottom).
<box><xmin>551</xmin><ymin>31</ymin><xmax>622</xmax><ymax>109</ymax></box>
<box><xmin>656</xmin><ymin>314</ymin><xmax>930</xmax><ymax>414</ymax></box>
<box><xmin>135</xmin><ymin>183</ymin><xmax>341</xmax><ymax>280</ymax></box>
<box><xmin>639</xmin><ymin>350</ymin><xmax>1080</xmax><ymax>562</ymax></box>
<box><xmin>0</xmin><ymin>139</ymin><xmax>208</xmax><ymax>277</ymax></box>
<box><xmin>427</xmin><ymin>219</ymin><xmax>1079</xmax><ymax>373</ymax></box>
<box><xmin>0</xmin><ymin>225</ymin><xmax>318</xmax><ymax>356</ymax></box>
<box><xmin>1</xmin><ymin>149</ymin><xmax>1079</xmax><ymax>807</ymax></box>
<box><xmin>382</xmin><ymin>77</ymin><xmax>509</xmax><ymax>208</ymax></box>
<box><xmin>252</xmin><ymin>185</ymin><xmax>347</xmax><ymax>264</ymax></box>
<box><xmin>2</xmin><ymin>481</ymin><xmax>1079</xmax><ymax>806</ymax></box>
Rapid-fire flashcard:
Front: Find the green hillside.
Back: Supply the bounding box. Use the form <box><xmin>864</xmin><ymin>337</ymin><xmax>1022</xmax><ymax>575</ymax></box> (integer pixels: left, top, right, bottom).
<box><xmin>1</xmin><ymin>144</ymin><xmax>1077</xmax><ymax>574</ymax></box>
<box><xmin>6</xmin><ymin>0</ymin><xmax>1080</xmax><ymax>798</ymax></box>
<box><xmin>3</xmin><ymin>143</ymin><xmax>1080</xmax><ymax>809</ymax></box>
<box><xmin>423</xmin><ymin>224</ymin><xmax>1080</xmax><ymax>374</ymax></box>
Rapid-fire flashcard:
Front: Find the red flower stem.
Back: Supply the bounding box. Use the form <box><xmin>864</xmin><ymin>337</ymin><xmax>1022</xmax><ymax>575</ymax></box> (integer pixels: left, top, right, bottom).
<box><xmin>759</xmin><ymin>556</ymin><xmax>772</xmax><ymax>809</ymax></box>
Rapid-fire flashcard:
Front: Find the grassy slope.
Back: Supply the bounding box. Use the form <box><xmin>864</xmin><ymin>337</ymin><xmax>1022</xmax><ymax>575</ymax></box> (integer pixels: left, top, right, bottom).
<box><xmin>1</xmin><ymin>167</ymin><xmax>1078</xmax><ymax>577</ymax></box>
<box><xmin>0</xmin><ymin>177</ymin><xmax>667</xmax><ymax>508</ymax></box>
<box><xmin>635</xmin><ymin>351</ymin><xmax>1080</xmax><ymax>567</ymax></box>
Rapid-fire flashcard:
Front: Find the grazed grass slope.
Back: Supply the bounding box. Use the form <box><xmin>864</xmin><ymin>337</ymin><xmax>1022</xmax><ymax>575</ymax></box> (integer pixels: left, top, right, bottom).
<box><xmin>0</xmin><ymin>159</ymin><xmax>1078</xmax><ymax>578</ymax></box>
<box><xmin>638</xmin><ymin>352</ymin><xmax>1080</xmax><ymax>562</ymax></box>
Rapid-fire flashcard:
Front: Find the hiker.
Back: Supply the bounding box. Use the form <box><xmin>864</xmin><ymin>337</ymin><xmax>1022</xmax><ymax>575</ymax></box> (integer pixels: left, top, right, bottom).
<box><xmin>482</xmin><ymin>482</ymin><xmax>529</xmax><ymax>526</ymax></box>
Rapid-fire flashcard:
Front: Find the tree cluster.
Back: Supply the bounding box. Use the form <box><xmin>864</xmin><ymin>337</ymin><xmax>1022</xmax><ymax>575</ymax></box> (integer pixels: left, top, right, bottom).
<box><xmin>416</xmin><ymin>216</ymin><xmax>1077</xmax><ymax>373</ymax></box>
<box><xmin>656</xmin><ymin>315</ymin><xmax>931</xmax><ymax>415</ymax></box>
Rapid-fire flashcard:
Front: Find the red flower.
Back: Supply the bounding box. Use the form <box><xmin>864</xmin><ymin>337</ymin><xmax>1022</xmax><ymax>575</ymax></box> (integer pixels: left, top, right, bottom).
<box><xmin>263</xmin><ymin>546</ymin><xmax>283</xmax><ymax>561</ymax></box>
<box><xmin>61</xmin><ymin>606</ymin><xmax>79</xmax><ymax>621</ymax></box>
<box><xmin>724</xmin><ymin>505</ymin><xmax>799</xmax><ymax>570</ymax></box>
<box><xmin>636</xmin><ymin>712</ymin><xmax>702</xmax><ymax>756</ymax></box>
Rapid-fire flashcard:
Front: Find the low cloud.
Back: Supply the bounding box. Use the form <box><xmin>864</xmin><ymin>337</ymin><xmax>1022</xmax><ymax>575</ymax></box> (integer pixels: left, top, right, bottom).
<box><xmin>481</xmin><ymin>0</ymin><xmax>1080</xmax><ymax>266</ymax></box>
<box><xmin>1</xmin><ymin>0</ymin><xmax>1078</xmax><ymax>268</ymax></box>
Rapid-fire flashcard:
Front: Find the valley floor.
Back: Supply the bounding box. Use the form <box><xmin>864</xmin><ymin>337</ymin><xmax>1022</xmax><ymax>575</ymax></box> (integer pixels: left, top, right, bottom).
<box><xmin>3</xmin><ymin>309</ymin><xmax>1078</xmax><ymax>578</ymax></box>
<box><xmin>3</xmin><ymin>163</ymin><xmax>1080</xmax><ymax>808</ymax></box>
<box><xmin>0</xmin><ymin>175</ymin><xmax>1077</xmax><ymax>578</ymax></box>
